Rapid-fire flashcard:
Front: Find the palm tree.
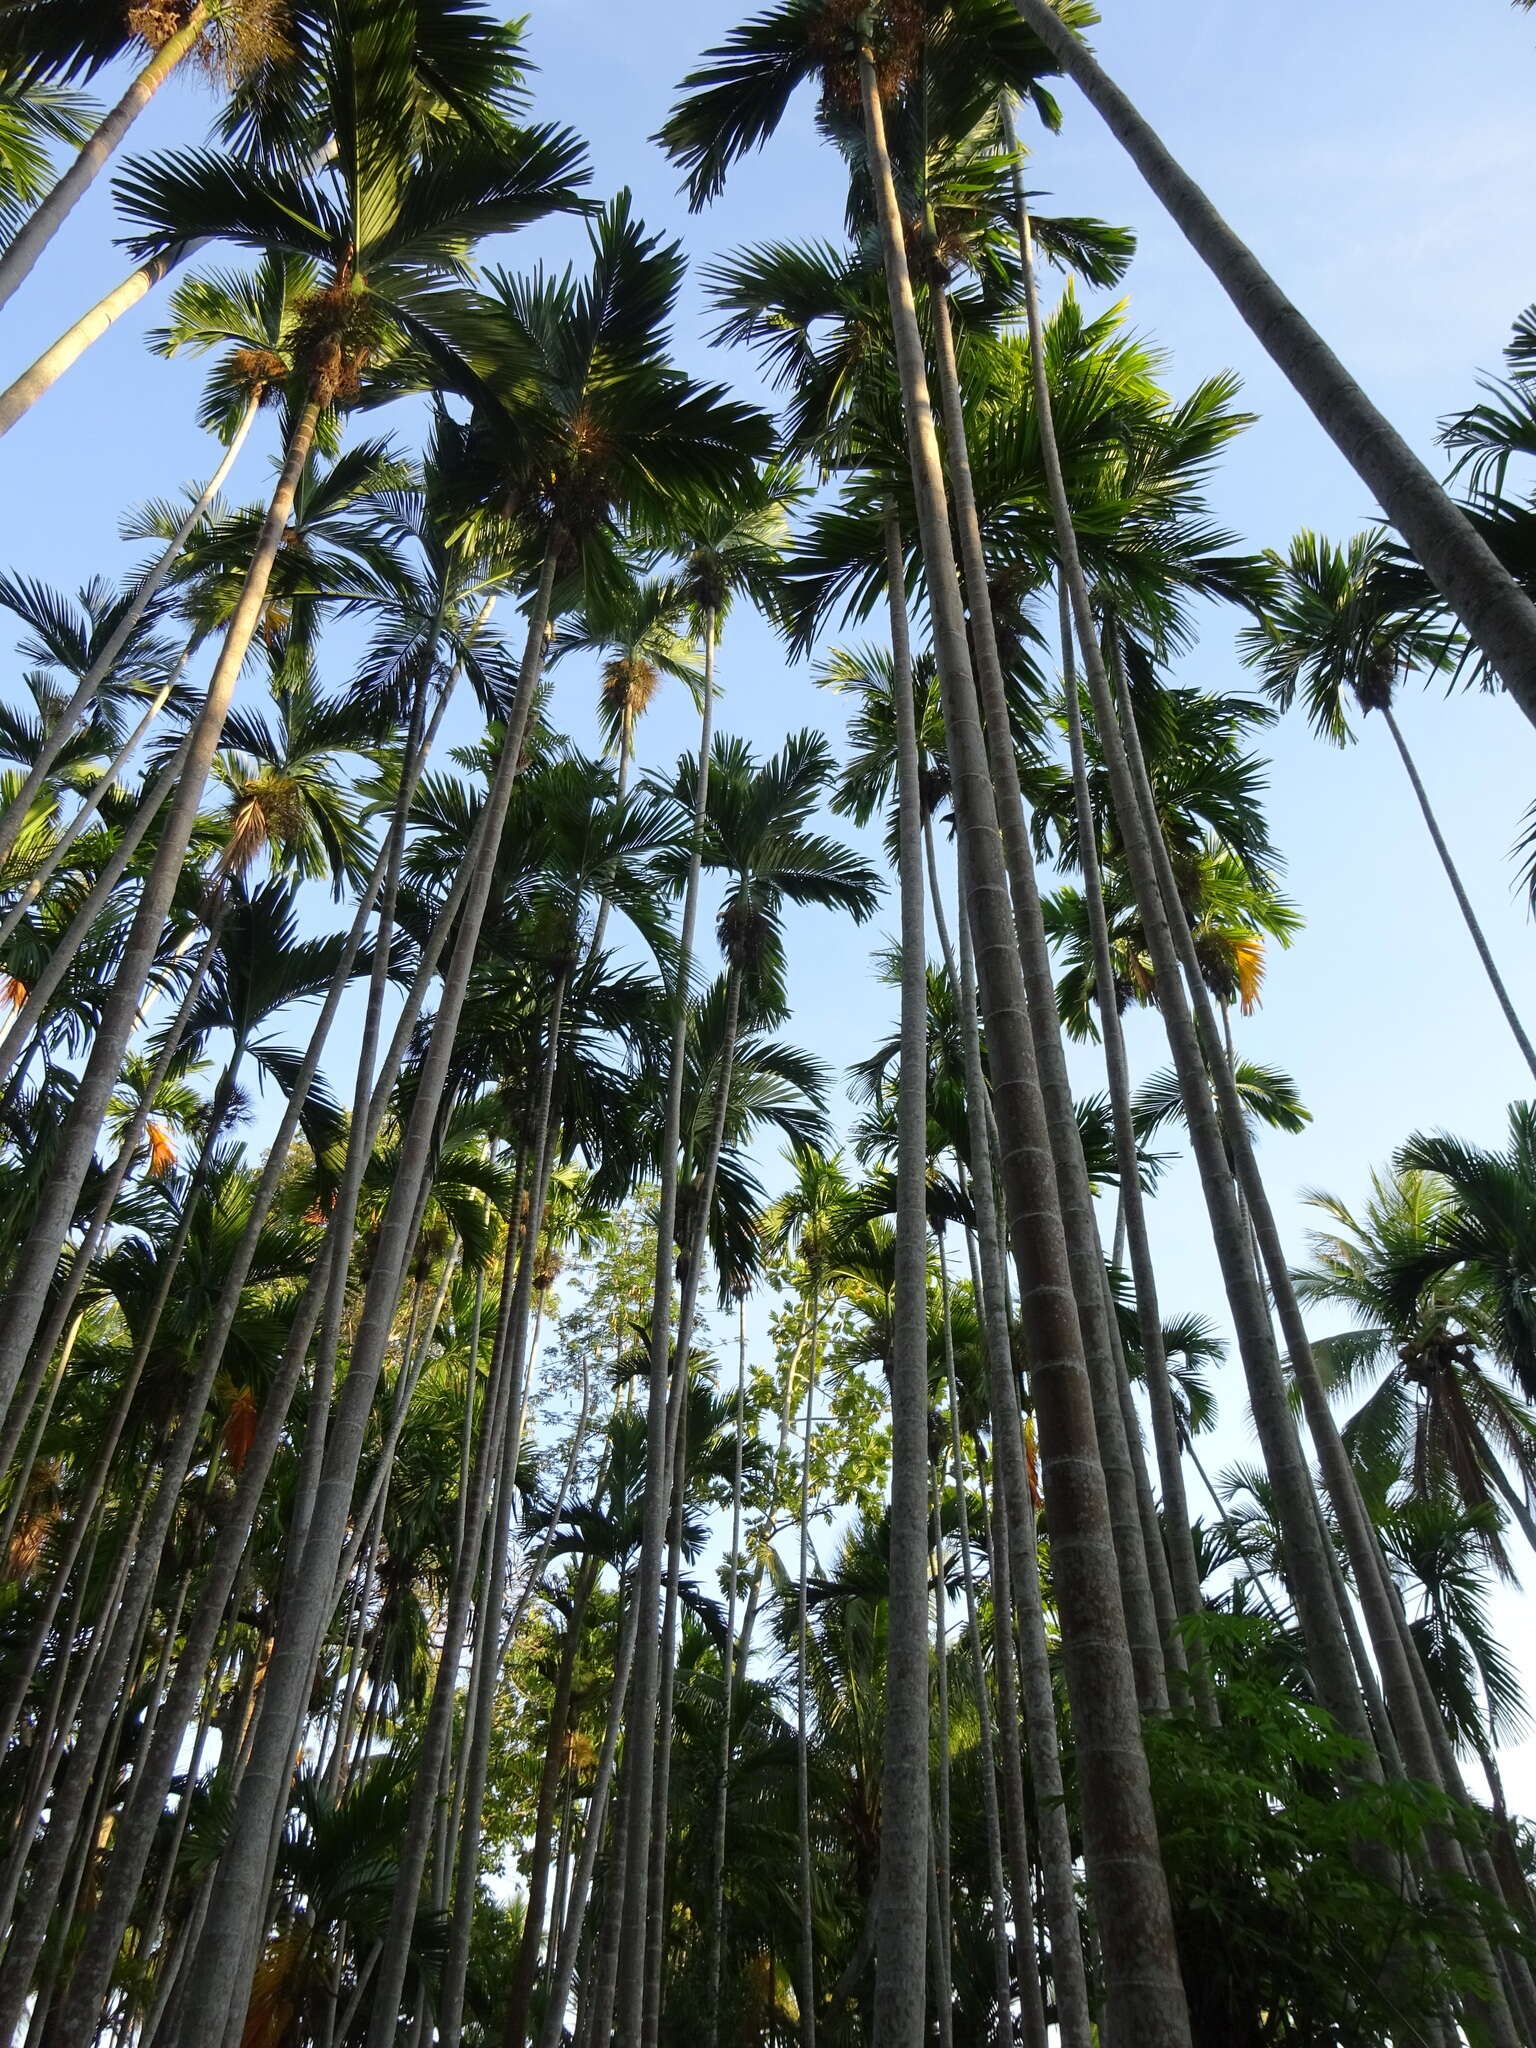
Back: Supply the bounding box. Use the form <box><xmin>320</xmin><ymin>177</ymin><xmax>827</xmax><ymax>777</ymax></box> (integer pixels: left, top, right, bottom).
<box><xmin>1293</xmin><ymin>1165</ymin><xmax>1536</xmax><ymax>1561</ymax></box>
<box><xmin>0</xmin><ymin>0</ymin><xmax>590</xmax><ymax>1429</ymax></box>
<box><xmin>1242</xmin><ymin>528</ymin><xmax>1536</xmax><ymax>1081</ymax></box>
<box><xmin>662</xmin><ymin>14</ymin><xmax>1191</xmax><ymax>2041</ymax></box>
<box><xmin>1001</xmin><ymin>0</ymin><xmax>1536</xmax><ymax>726</ymax></box>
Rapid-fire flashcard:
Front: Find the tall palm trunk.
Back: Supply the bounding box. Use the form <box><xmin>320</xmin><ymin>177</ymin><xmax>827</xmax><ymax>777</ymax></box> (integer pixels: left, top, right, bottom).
<box><xmin>0</xmin><ymin>391</ymin><xmax>323</xmax><ymax>1420</ymax></box>
<box><xmin>503</xmin><ymin>1555</ymin><xmax>599</xmax><ymax>2048</ymax></box>
<box><xmin>0</xmin><ymin>243</ymin><xmax>197</xmax><ymax>438</ymax></box>
<box><xmin>421</xmin><ymin>974</ymin><xmax>573</xmax><ymax>2048</ymax></box>
<box><xmin>926</xmin><ymin>269</ymin><xmax>1169</xmax><ymax>1715</ymax></box>
<box><xmin>0</xmin><ymin>6</ymin><xmax>208</xmax><ymax>312</ymax></box>
<box><xmin>1055</xmin><ymin>581</ymin><xmax>1213</xmax><ymax>1720</ymax></box>
<box><xmin>795</xmin><ymin>1289</ymin><xmax>819</xmax><ymax>2048</ymax></box>
<box><xmin>613</xmin><ymin>607</ymin><xmax>718</xmax><ymax>2048</ymax></box>
<box><xmin>1008</xmin><ymin>169</ymin><xmax>1376</xmax><ymax>1758</ymax></box>
<box><xmin>18</xmin><ymin>820</ymin><xmax>396</xmax><ymax>2043</ymax></box>
<box><xmin>1003</xmin><ymin>0</ymin><xmax>1536</xmax><ymax>726</ymax></box>
<box><xmin>1379</xmin><ymin>701</ymin><xmax>1536</xmax><ymax>1079</ymax></box>
<box><xmin>875</xmin><ymin>499</ymin><xmax>934</xmax><ymax>2048</ymax></box>
<box><xmin>856</xmin><ymin>48</ymin><xmax>1188</xmax><ymax>2048</ymax></box>
<box><xmin>955</xmin><ymin>851</ymin><xmax>1091</xmax><ymax>2048</ymax></box>
<box><xmin>641</xmin><ymin>962</ymin><xmax>747</xmax><ymax>2048</ymax></box>
<box><xmin>703</xmin><ymin>1298</ymin><xmax>749</xmax><ymax>2048</ymax></box>
<box><xmin>938</xmin><ymin>1241</ymin><xmax>1024</xmax><ymax>2044</ymax></box>
<box><xmin>167</xmin><ymin>544</ymin><xmax>560</xmax><ymax>2048</ymax></box>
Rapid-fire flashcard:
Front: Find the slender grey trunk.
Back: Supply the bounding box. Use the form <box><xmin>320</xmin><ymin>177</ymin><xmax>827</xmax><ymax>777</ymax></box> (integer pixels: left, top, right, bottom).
<box><xmin>1379</xmin><ymin>703</ymin><xmax>1536</xmax><ymax>1080</ymax></box>
<box><xmin>955</xmin><ymin>850</ymin><xmax>1091</xmax><ymax>2048</ymax></box>
<box><xmin>927</xmin><ymin>270</ymin><xmax>1167</xmax><ymax>1716</ymax></box>
<box><xmin>613</xmin><ymin>608</ymin><xmax>717</xmax><ymax>2048</ymax></box>
<box><xmin>875</xmin><ymin>498</ymin><xmax>932</xmax><ymax>2048</ymax></box>
<box><xmin>703</xmin><ymin>1299</ymin><xmax>749</xmax><ymax>2048</ymax></box>
<box><xmin>0</xmin><ymin>242</ymin><xmax>199</xmax><ymax>438</ymax></box>
<box><xmin>1003</xmin><ymin>0</ymin><xmax>1536</xmax><ymax>724</ymax></box>
<box><xmin>795</xmin><ymin>1305</ymin><xmax>818</xmax><ymax>2048</ymax></box>
<box><xmin>167</xmin><ymin>544</ymin><xmax>559</xmax><ymax>2048</ymax></box>
<box><xmin>1055</xmin><ymin>574</ymin><xmax>1213</xmax><ymax>1721</ymax></box>
<box><xmin>858</xmin><ymin>52</ymin><xmax>1187</xmax><ymax>2048</ymax></box>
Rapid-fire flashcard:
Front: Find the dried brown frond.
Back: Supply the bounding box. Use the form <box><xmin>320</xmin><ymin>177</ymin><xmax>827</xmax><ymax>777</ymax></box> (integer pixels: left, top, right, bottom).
<box><xmin>145</xmin><ymin>1118</ymin><xmax>178</xmax><ymax>1176</ymax></box>
<box><xmin>600</xmin><ymin>654</ymin><xmax>661</xmax><ymax>726</ymax></box>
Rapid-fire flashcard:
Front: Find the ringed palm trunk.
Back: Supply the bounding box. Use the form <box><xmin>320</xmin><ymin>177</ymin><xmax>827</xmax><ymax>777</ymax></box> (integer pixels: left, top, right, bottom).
<box><xmin>703</xmin><ymin>1298</ymin><xmax>749</xmax><ymax>2048</ymax></box>
<box><xmin>795</xmin><ymin>1285</ymin><xmax>818</xmax><ymax>2048</ymax></box>
<box><xmin>0</xmin><ymin>242</ymin><xmax>199</xmax><ymax>439</ymax></box>
<box><xmin>418</xmin><ymin>972</ymin><xmax>573</xmax><ymax>2048</ymax></box>
<box><xmin>166</xmin><ymin>543</ymin><xmax>560</xmax><ymax>2048</ymax></box>
<box><xmin>612</xmin><ymin>607</ymin><xmax>717</xmax><ymax>2048</ymax></box>
<box><xmin>856</xmin><ymin>49</ymin><xmax>1189</xmax><ymax>2048</ymax></box>
<box><xmin>1378</xmin><ymin>700</ymin><xmax>1536</xmax><ymax>1081</ymax></box>
<box><xmin>0</xmin><ymin>6</ymin><xmax>208</xmax><ymax>312</ymax></box>
<box><xmin>641</xmin><ymin>961</ymin><xmax>746</xmax><ymax>2048</ymax></box>
<box><xmin>955</xmin><ymin>849</ymin><xmax>1091</xmax><ymax>2048</ymax></box>
<box><xmin>0</xmin><ymin>388</ymin><xmax>324</xmax><ymax>1424</ymax></box>
<box><xmin>875</xmin><ymin>498</ymin><xmax>934</xmax><ymax>2048</ymax></box>
<box><xmin>926</xmin><ymin>269</ymin><xmax>1170</xmax><ymax>1716</ymax></box>
<box><xmin>1055</xmin><ymin>580</ymin><xmax>1213</xmax><ymax>1722</ymax></box>
<box><xmin>1002</xmin><ymin>3</ymin><xmax>1536</xmax><ymax>726</ymax></box>
<box><xmin>1009</xmin><ymin>173</ymin><xmax>1377</xmax><ymax>1759</ymax></box>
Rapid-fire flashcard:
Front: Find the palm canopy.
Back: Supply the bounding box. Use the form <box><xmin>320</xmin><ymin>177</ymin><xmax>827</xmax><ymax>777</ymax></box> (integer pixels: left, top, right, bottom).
<box><xmin>112</xmin><ymin>0</ymin><xmax>591</xmax><ymax>411</ymax></box>
<box><xmin>0</xmin><ymin>67</ymin><xmax>95</xmax><ymax>240</ymax></box>
<box><xmin>1239</xmin><ymin>529</ymin><xmax>1463</xmax><ymax>743</ymax></box>
<box><xmin>429</xmin><ymin>191</ymin><xmax>776</xmax><ymax>603</ymax></box>
<box><xmin>1292</xmin><ymin>1165</ymin><xmax>1536</xmax><ymax>1564</ymax></box>
<box><xmin>548</xmin><ymin>575</ymin><xmax>704</xmax><ymax>761</ymax></box>
<box><xmin>656</xmin><ymin>0</ymin><xmax>1093</xmax><ymax>213</ymax></box>
<box><xmin>650</xmin><ymin>728</ymin><xmax>882</xmax><ymax>1006</ymax></box>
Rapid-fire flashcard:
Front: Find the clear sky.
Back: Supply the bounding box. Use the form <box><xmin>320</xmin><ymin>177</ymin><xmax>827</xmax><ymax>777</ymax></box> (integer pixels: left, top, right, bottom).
<box><xmin>4</xmin><ymin>1</ymin><xmax>1536</xmax><ymax>1796</ymax></box>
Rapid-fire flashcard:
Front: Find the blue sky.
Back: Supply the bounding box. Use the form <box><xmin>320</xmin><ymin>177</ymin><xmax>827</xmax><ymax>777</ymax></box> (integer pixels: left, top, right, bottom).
<box><xmin>5</xmin><ymin>1</ymin><xmax>1536</xmax><ymax>1788</ymax></box>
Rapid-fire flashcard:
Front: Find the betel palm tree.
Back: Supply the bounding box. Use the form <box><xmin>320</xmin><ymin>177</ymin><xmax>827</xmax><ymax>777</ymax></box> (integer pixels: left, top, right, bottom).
<box><xmin>0</xmin><ymin>1</ymin><xmax>590</xmax><ymax>1422</ymax></box>
<box><xmin>1292</xmin><ymin>1165</ymin><xmax>1536</xmax><ymax>1564</ymax></box>
<box><xmin>998</xmin><ymin>0</ymin><xmax>1536</xmax><ymax>725</ymax></box>
<box><xmin>0</xmin><ymin>0</ymin><xmax>534</xmax><ymax>432</ymax></box>
<box><xmin>0</xmin><ymin>250</ymin><xmax>309</xmax><ymax>885</ymax></box>
<box><xmin>662</xmin><ymin>12</ymin><xmax>1190</xmax><ymax>2042</ymax></box>
<box><xmin>1240</xmin><ymin>528</ymin><xmax>1536</xmax><ymax>1083</ymax></box>
<box><xmin>168</xmin><ymin>195</ymin><xmax>772</xmax><ymax>2048</ymax></box>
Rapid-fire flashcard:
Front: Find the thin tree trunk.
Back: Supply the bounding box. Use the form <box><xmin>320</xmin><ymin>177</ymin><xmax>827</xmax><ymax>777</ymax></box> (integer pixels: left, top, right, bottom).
<box><xmin>0</xmin><ymin>243</ymin><xmax>197</xmax><ymax>438</ymax></box>
<box><xmin>875</xmin><ymin>497</ymin><xmax>933</xmax><ymax>2048</ymax></box>
<box><xmin>167</xmin><ymin>543</ymin><xmax>559</xmax><ymax>2048</ymax></box>
<box><xmin>0</xmin><ymin>6</ymin><xmax>207</xmax><ymax>311</ymax></box>
<box><xmin>0</xmin><ymin>392</ymin><xmax>323</xmax><ymax>1419</ymax></box>
<box><xmin>955</xmin><ymin>859</ymin><xmax>1090</xmax><ymax>2048</ymax></box>
<box><xmin>1379</xmin><ymin>703</ymin><xmax>1536</xmax><ymax>1080</ymax></box>
<box><xmin>703</xmin><ymin>1298</ymin><xmax>749</xmax><ymax>2048</ymax></box>
<box><xmin>1002</xmin><ymin>2</ymin><xmax>1536</xmax><ymax>725</ymax></box>
<box><xmin>613</xmin><ymin>606</ymin><xmax>718</xmax><ymax>2048</ymax></box>
<box><xmin>926</xmin><ymin>270</ymin><xmax>1168</xmax><ymax>1717</ymax></box>
<box><xmin>1053</xmin><ymin>570</ymin><xmax>1213</xmax><ymax>1718</ymax></box>
<box><xmin>795</xmin><ymin>1298</ymin><xmax>818</xmax><ymax>2048</ymax></box>
<box><xmin>857</xmin><ymin>49</ymin><xmax>1188</xmax><ymax>2048</ymax></box>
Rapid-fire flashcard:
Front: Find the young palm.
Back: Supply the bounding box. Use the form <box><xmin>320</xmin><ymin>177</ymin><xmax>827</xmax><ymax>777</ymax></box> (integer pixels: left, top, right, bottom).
<box><xmin>1241</xmin><ymin>528</ymin><xmax>1536</xmax><ymax>1081</ymax></box>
